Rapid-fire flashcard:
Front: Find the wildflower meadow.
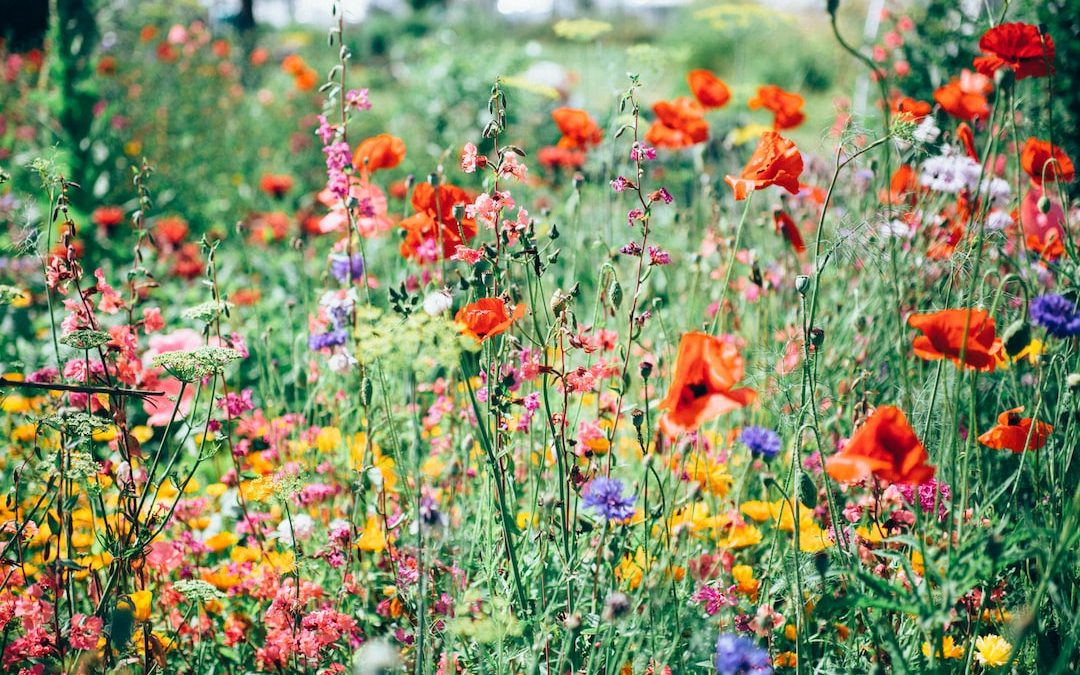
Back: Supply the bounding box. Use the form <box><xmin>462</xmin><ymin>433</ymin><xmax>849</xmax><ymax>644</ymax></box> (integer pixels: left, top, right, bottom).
<box><xmin>0</xmin><ymin>0</ymin><xmax>1078</xmax><ymax>672</ymax></box>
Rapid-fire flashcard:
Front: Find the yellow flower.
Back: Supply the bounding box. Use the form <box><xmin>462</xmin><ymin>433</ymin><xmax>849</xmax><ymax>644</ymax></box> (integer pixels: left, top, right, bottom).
<box><xmin>715</xmin><ymin>523</ymin><xmax>762</xmax><ymax>549</ymax></box>
<box><xmin>774</xmin><ymin>651</ymin><xmax>797</xmax><ymax>667</ymax></box>
<box><xmin>316</xmin><ymin>426</ymin><xmax>342</xmax><ymax>453</ymax></box>
<box><xmin>974</xmin><ymin>634</ymin><xmax>1011</xmax><ymax>667</ymax></box>
<box><xmin>128</xmin><ymin>590</ymin><xmax>153</xmax><ymax>622</ymax></box>
<box><xmin>615</xmin><ymin>548</ymin><xmax>646</xmax><ymax>590</ymax></box>
<box><xmin>677</xmin><ymin>450</ymin><xmax>732</xmax><ymax>496</ymax></box>
<box><xmin>732</xmin><ymin>565</ymin><xmax>759</xmax><ymax>597</ymax></box>
<box><xmin>922</xmin><ymin>636</ymin><xmax>964</xmax><ymax>659</ymax></box>
<box><xmin>204</xmin><ymin>531</ymin><xmax>238</xmax><ymax>552</ymax></box>
<box><xmin>798</xmin><ymin>523</ymin><xmax>834</xmax><ymax>553</ymax></box>
<box><xmin>358</xmin><ymin>515</ymin><xmax>387</xmax><ymax>553</ymax></box>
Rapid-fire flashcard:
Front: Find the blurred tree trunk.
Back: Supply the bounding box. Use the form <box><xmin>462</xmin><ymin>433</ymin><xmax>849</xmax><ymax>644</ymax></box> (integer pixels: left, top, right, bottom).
<box><xmin>48</xmin><ymin>0</ymin><xmax>98</xmax><ymax>211</ymax></box>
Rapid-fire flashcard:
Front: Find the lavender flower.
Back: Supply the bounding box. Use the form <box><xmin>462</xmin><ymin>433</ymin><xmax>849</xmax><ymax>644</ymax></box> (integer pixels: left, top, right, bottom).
<box><xmin>739</xmin><ymin>426</ymin><xmax>781</xmax><ymax>460</ymax></box>
<box><xmin>583</xmin><ymin>477</ymin><xmax>636</xmax><ymax>522</ymax></box>
<box><xmin>1031</xmin><ymin>294</ymin><xmax>1080</xmax><ymax>338</ymax></box>
<box><xmin>714</xmin><ymin>633</ymin><xmax>772</xmax><ymax>675</ymax></box>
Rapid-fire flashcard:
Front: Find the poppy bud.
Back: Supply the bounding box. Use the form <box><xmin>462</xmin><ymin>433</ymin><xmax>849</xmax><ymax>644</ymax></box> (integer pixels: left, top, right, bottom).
<box><xmin>809</xmin><ymin>327</ymin><xmax>825</xmax><ymax>348</ymax></box>
<box><xmin>360</xmin><ymin>376</ymin><xmax>373</xmax><ymax>406</ymax></box>
<box><xmin>795</xmin><ymin>275</ymin><xmax>811</xmax><ymax>296</ymax></box>
<box><xmin>1038</xmin><ymin>194</ymin><xmax>1052</xmax><ymax>214</ymax></box>
<box><xmin>1002</xmin><ymin>319</ymin><xmax>1031</xmax><ymax>357</ymax></box>
<box><xmin>608</xmin><ymin>280</ymin><xmax>623</xmax><ymax>309</ymax></box>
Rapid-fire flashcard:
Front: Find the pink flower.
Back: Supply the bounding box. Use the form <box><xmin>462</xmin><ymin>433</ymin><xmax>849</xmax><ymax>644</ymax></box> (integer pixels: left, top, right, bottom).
<box><xmin>498</xmin><ymin>152</ymin><xmax>528</xmax><ymax>182</ymax></box>
<box><xmin>68</xmin><ymin>614</ymin><xmax>103</xmax><ymax>650</ymax></box>
<box><xmin>460</xmin><ymin>142</ymin><xmax>485</xmax><ymax>173</ymax></box>
<box><xmin>451</xmin><ymin>246</ymin><xmax>484</xmax><ymax>265</ymax></box>
<box><xmin>94</xmin><ymin>268</ymin><xmax>124</xmax><ymax>314</ymax></box>
<box><xmin>143</xmin><ymin>307</ymin><xmax>165</xmax><ymax>333</ymax></box>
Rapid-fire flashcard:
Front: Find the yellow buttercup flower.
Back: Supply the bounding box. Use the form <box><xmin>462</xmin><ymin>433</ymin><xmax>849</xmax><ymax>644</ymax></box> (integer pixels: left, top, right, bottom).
<box><xmin>128</xmin><ymin>590</ymin><xmax>153</xmax><ymax>622</ymax></box>
<box><xmin>974</xmin><ymin>634</ymin><xmax>1011</xmax><ymax>667</ymax></box>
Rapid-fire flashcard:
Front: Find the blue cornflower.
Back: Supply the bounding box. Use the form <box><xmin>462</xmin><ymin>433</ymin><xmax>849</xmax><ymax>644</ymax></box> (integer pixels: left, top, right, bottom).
<box><xmin>582</xmin><ymin>477</ymin><xmax>636</xmax><ymax>523</ymax></box>
<box><xmin>1030</xmin><ymin>294</ymin><xmax>1080</xmax><ymax>338</ymax></box>
<box><xmin>739</xmin><ymin>426</ymin><xmax>781</xmax><ymax>460</ymax></box>
<box><xmin>714</xmin><ymin>633</ymin><xmax>772</xmax><ymax>675</ymax></box>
<box><xmin>308</xmin><ymin>329</ymin><xmax>348</xmax><ymax>351</ymax></box>
<box><xmin>330</xmin><ymin>253</ymin><xmax>365</xmax><ymax>285</ymax></box>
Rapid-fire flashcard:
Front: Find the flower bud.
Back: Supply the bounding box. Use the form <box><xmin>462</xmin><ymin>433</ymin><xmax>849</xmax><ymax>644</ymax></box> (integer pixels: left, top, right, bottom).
<box><xmin>809</xmin><ymin>327</ymin><xmax>825</xmax><ymax>348</ymax></box>
<box><xmin>795</xmin><ymin>275</ymin><xmax>811</xmax><ymax>296</ymax></box>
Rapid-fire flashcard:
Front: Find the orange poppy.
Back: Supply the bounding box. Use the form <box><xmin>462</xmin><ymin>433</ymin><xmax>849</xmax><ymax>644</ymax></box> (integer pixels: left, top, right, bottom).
<box><xmin>400</xmin><ymin>183</ymin><xmax>477</xmax><ymax>261</ymax></box>
<box><xmin>353</xmin><ymin>134</ymin><xmax>406</xmax><ymax>174</ymax></box>
<box><xmin>978</xmin><ymin>407</ymin><xmax>1052</xmax><ymax>453</ymax></box>
<box><xmin>724</xmin><ymin>131</ymin><xmax>804</xmax><ymax>201</ymax></box>
<box><xmin>1021</xmin><ymin>138</ymin><xmax>1074</xmax><ymax>186</ymax></box>
<box><xmin>657</xmin><ymin>332</ymin><xmax>756</xmax><ymax>436</ymax></box>
<box><xmin>890</xmin><ymin>96</ymin><xmax>931</xmax><ymax>121</ymax></box>
<box><xmin>956</xmin><ymin>123</ymin><xmax>979</xmax><ymax>161</ymax></box>
<box><xmin>551</xmin><ymin>108</ymin><xmax>603</xmax><ymax>150</ymax></box>
<box><xmin>974</xmin><ymin>22</ymin><xmax>1055</xmax><ymax>81</ymax></box>
<box><xmin>772</xmin><ymin>210</ymin><xmax>805</xmax><ymax>254</ymax></box>
<box><xmin>281</xmin><ymin>54</ymin><xmax>307</xmax><ymax>76</ymax></box>
<box><xmin>826</xmin><ymin>405</ymin><xmax>935</xmax><ymax>486</ymax></box>
<box><xmin>687</xmin><ymin>69</ymin><xmax>731</xmax><ymax>109</ymax></box>
<box><xmin>645</xmin><ymin>97</ymin><xmax>709</xmax><ymax>149</ymax></box>
<box><xmin>880</xmin><ymin>164</ymin><xmax>919</xmax><ymax>206</ymax></box>
<box><xmin>933</xmin><ymin>71</ymin><xmax>992</xmax><ymax>122</ymax></box>
<box><xmin>455</xmin><ymin>297</ymin><xmax>525</xmax><ymax>342</ymax></box>
<box><xmin>908</xmin><ymin>308</ymin><xmax>1002</xmax><ymax>371</ymax></box>
<box><xmin>748</xmin><ymin>85</ymin><xmax>805</xmax><ymax>130</ymax></box>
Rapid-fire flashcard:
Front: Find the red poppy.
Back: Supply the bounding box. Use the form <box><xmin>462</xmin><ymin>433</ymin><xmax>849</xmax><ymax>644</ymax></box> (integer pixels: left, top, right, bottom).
<box><xmin>657</xmin><ymin>332</ymin><xmax>756</xmax><ymax>436</ymax></box>
<box><xmin>772</xmin><ymin>210</ymin><xmax>805</xmax><ymax>254</ymax></box>
<box><xmin>353</xmin><ymin>134</ymin><xmax>406</xmax><ymax>174</ymax></box>
<box><xmin>974</xmin><ymin>22</ymin><xmax>1055</xmax><ymax>81</ymax></box>
<box><xmin>400</xmin><ymin>183</ymin><xmax>477</xmax><ymax>261</ymax></box>
<box><xmin>156</xmin><ymin>216</ymin><xmax>190</xmax><ymax>246</ymax></box>
<box><xmin>748</xmin><ymin>85</ymin><xmax>805</xmax><ymax>130</ymax></box>
<box><xmin>172</xmin><ymin>242</ymin><xmax>205</xmax><ymax>280</ymax></box>
<box><xmin>687</xmin><ymin>69</ymin><xmax>731</xmax><ymax>109</ymax></box>
<box><xmin>455</xmin><ymin>297</ymin><xmax>525</xmax><ymax>342</ymax></box>
<box><xmin>978</xmin><ymin>407</ymin><xmax>1052</xmax><ymax>453</ymax></box>
<box><xmin>826</xmin><ymin>405</ymin><xmax>935</xmax><ymax>486</ymax></box>
<box><xmin>538</xmin><ymin>146</ymin><xmax>587</xmax><ymax>170</ymax></box>
<box><xmin>933</xmin><ymin>71</ymin><xmax>992</xmax><ymax>122</ymax></box>
<box><xmin>91</xmin><ymin>206</ymin><xmax>125</xmax><ymax>229</ymax></box>
<box><xmin>551</xmin><ymin>108</ymin><xmax>603</xmax><ymax>150</ymax></box>
<box><xmin>1021</xmin><ymin>138</ymin><xmax>1074</xmax><ymax>186</ymax></box>
<box><xmin>880</xmin><ymin>164</ymin><xmax>920</xmax><ymax>206</ymax></box>
<box><xmin>724</xmin><ymin>131</ymin><xmax>803</xmax><ymax>201</ymax></box>
<box><xmin>955</xmin><ymin>123</ymin><xmax>979</xmax><ymax>161</ymax></box>
<box><xmin>908</xmin><ymin>308</ymin><xmax>1002</xmax><ymax>371</ymax></box>
<box><xmin>890</xmin><ymin>96</ymin><xmax>931</xmax><ymax>120</ymax></box>
<box><xmin>645</xmin><ymin>97</ymin><xmax>709</xmax><ymax>149</ymax></box>
<box><xmin>259</xmin><ymin>174</ymin><xmax>294</xmax><ymax>198</ymax></box>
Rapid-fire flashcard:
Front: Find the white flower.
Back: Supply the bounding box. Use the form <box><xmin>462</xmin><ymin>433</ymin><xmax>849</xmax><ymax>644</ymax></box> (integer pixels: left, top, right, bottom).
<box><xmin>328</xmin><ymin>351</ymin><xmax>356</xmax><ymax>372</ymax></box>
<box><xmin>920</xmin><ymin>152</ymin><xmax>981</xmax><ymax>194</ymax></box>
<box><xmin>980</xmin><ymin>177</ymin><xmax>1011</xmax><ymax>207</ymax></box>
<box><xmin>422</xmin><ymin>289</ymin><xmax>453</xmax><ymax>316</ymax></box>
<box><xmin>913</xmin><ymin>117</ymin><xmax>940</xmax><ymax>144</ymax></box>
<box><xmin>276</xmin><ymin>513</ymin><xmax>314</xmax><ymax>545</ymax></box>
<box><xmin>354</xmin><ymin>639</ymin><xmax>401</xmax><ymax>675</ymax></box>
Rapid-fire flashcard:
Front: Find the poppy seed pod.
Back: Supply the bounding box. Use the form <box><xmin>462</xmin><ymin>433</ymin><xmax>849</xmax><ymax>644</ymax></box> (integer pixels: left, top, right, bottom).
<box><xmin>795</xmin><ymin>275</ymin><xmax>811</xmax><ymax>296</ymax></box>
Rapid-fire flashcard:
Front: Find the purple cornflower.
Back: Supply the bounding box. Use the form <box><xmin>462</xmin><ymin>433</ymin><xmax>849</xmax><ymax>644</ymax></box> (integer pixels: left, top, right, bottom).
<box><xmin>330</xmin><ymin>253</ymin><xmax>365</xmax><ymax>284</ymax></box>
<box><xmin>1030</xmin><ymin>294</ymin><xmax>1080</xmax><ymax>338</ymax></box>
<box><xmin>739</xmin><ymin>426</ymin><xmax>781</xmax><ymax>460</ymax></box>
<box><xmin>714</xmin><ymin>633</ymin><xmax>772</xmax><ymax>675</ymax></box>
<box><xmin>308</xmin><ymin>329</ymin><xmax>348</xmax><ymax>351</ymax></box>
<box><xmin>610</xmin><ymin>176</ymin><xmax>632</xmax><ymax>192</ymax></box>
<box><xmin>582</xmin><ymin>477</ymin><xmax>636</xmax><ymax>522</ymax></box>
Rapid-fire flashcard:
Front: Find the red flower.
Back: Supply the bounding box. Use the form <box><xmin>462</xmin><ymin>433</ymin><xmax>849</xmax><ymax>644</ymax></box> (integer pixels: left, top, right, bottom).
<box><xmin>933</xmin><ymin>71</ymin><xmax>992</xmax><ymax>122</ymax></box>
<box><xmin>826</xmin><ymin>406</ymin><xmax>935</xmax><ymax>486</ymax></box>
<box><xmin>259</xmin><ymin>174</ymin><xmax>294</xmax><ymax>198</ymax></box>
<box><xmin>978</xmin><ymin>407</ymin><xmax>1052</xmax><ymax>453</ymax></box>
<box><xmin>772</xmin><ymin>210</ymin><xmax>805</xmax><ymax>254</ymax></box>
<box><xmin>974</xmin><ymin>22</ymin><xmax>1055</xmax><ymax>81</ymax></box>
<box><xmin>538</xmin><ymin>146</ymin><xmax>587</xmax><ymax>170</ymax></box>
<box><xmin>748</xmin><ymin>85</ymin><xmax>805</xmax><ymax>130</ymax></box>
<box><xmin>399</xmin><ymin>183</ymin><xmax>477</xmax><ymax>261</ymax></box>
<box><xmin>908</xmin><ymin>308</ymin><xmax>1002</xmax><ymax>371</ymax></box>
<box><xmin>455</xmin><ymin>298</ymin><xmax>525</xmax><ymax>342</ymax></box>
<box><xmin>890</xmin><ymin>96</ymin><xmax>931</xmax><ymax>120</ymax></box>
<box><xmin>657</xmin><ymin>332</ymin><xmax>756</xmax><ymax>436</ymax></box>
<box><xmin>645</xmin><ymin>97</ymin><xmax>709</xmax><ymax>149</ymax></box>
<box><xmin>91</xmin><ymin>206</ymin><xmax>125</xmax><ymax>229</ymax></box>
<box><xmin>1021</xmin><ymin>138</ymin><xmax>1075</xmax><ymax>186</ymax></box>
<box><xmin>551</xmin><ymin>108</ymin><xmax>603</xmax><ymax>150</ymax></box>
<box><xmin>353</xmin><ymin>134</ymin><xmax>406</xmax><ymax>174</ymax></box>
<box><xmin>724</xmin><ymin>131</ymin><xmax>803</xmax><ymax>201</ymax></box>
<box><xmin>687</xmin><ymin>69</ymin><xmax>731</xmax><ymax>109</ymax></box>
